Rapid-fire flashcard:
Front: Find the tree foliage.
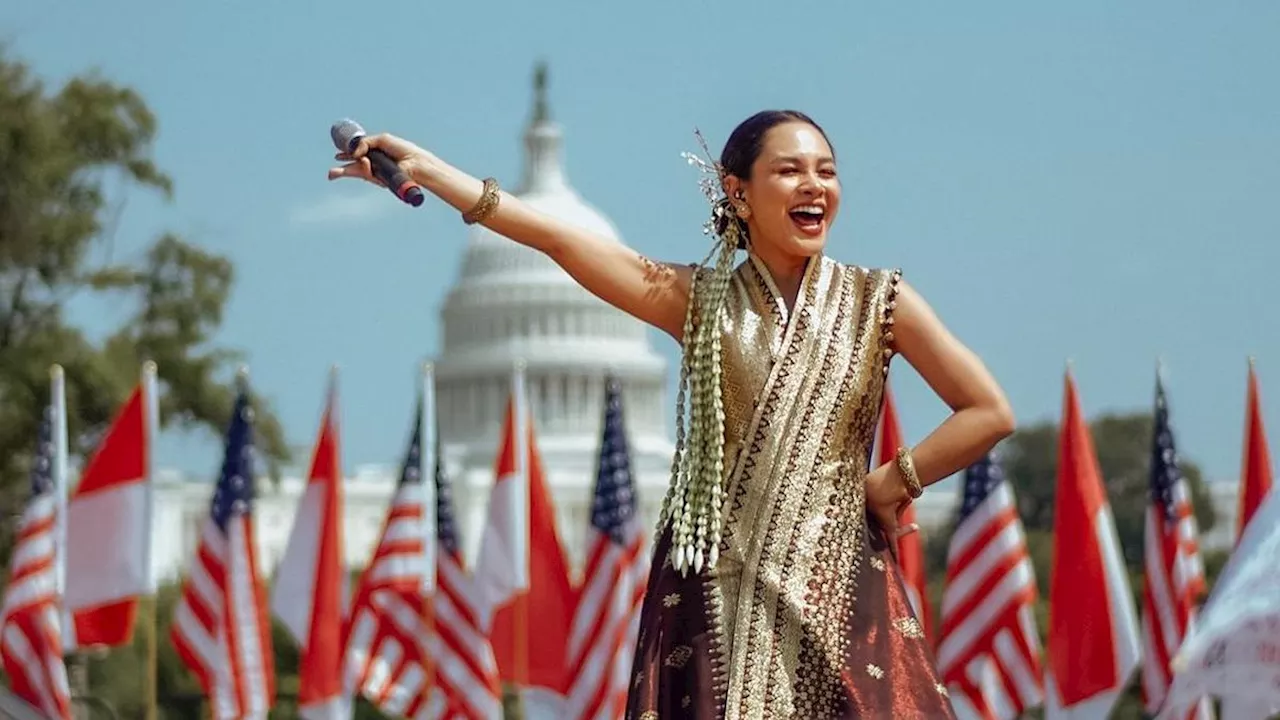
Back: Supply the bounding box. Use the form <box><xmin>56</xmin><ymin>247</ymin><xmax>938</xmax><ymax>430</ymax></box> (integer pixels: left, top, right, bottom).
<box><xmin>0</xmin><ymin>49</ymin><xmax>290</xmax><ymax>570</ymax></box>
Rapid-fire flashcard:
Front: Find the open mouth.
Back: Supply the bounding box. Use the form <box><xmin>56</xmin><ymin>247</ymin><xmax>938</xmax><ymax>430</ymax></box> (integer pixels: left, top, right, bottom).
<box><xmin>788</xmin><ymin>204</ymin><xmax>826</xmax><ymax>235</ymax></box>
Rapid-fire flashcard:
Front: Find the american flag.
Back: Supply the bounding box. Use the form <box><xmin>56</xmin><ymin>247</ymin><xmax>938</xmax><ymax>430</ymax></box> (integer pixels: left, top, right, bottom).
<box><xmin>936</xmin><ymin>453</ymin><xmax>1044</xmax><ymax>720</ymax></box>
<box><xmin>170</xmin><ymin>384</ymin><xmax>275</xmax><ymax>719</ymax></box>
<box><xmin>345</xmin><ymin>399</ymin><xmax>446</xmax><ymax>717</ymax></box>
<box><xmin>1140</xmin><ymin>377</ymin><xmax>1210</xmax><ymax>718</ymax></box>
<box><xmin>0</xmin><ymin>408</ymin><xmax>71</xmax><ymax>720</ymax></box>
<box><xmin>424</xmin><ymin>430</ymin><xmax>503</xmax><ymax>720</ymax></box>
<box><xmin>564</xmin><ymin>376</ymin><xmax>649</xmax><ymax>720</ymax></box>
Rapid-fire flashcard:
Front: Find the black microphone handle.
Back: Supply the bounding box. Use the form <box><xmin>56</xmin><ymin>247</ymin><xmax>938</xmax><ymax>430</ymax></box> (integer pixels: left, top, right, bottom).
<box><xmin>365</xmin><ymin>148</ymin><xmax>426</xmax><ymax>207</ymax></box>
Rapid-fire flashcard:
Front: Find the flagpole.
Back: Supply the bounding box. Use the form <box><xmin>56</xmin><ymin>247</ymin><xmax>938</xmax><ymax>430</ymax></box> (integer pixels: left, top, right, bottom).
<box><xmin>512</xmin><ymin>359</ymin><xmax>529</xmax><ymax>691</ymax></box>
<box><xmin>420</xmin><ymin>361</ymin><xmax>438</xmax><ymax>704</ymax></box>
<box><xmin>51</xmin><ymin>364</ymin><xmax>69</xmax><ymax>612</ymax></box>
<box><xmin>49</xmin><ymin>365</ymin><xmax>86</xmax><ymax>715</ymax></box>
<box><xmin>141</xmin><ymin>361</ymin><xmax>160</xmax><ymax>720</ymax></box>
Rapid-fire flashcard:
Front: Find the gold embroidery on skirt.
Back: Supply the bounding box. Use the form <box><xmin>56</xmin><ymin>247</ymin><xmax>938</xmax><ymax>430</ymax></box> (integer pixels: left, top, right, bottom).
<box><xmin>664</xmin><ymin>646</ymin><xmax>693</xmax><ymax>669</ymax></box>
<box><xmin>893</xmin><ymin>616</ymin><xmax>925</xmax><ymax>639</ymax></box>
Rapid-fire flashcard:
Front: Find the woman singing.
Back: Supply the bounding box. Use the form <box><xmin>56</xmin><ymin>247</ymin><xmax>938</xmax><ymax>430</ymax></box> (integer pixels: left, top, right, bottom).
<box><xmin>329</xmin><ymin>109</ymin><xmax>1014</xmax><ymax>719</ymax></box>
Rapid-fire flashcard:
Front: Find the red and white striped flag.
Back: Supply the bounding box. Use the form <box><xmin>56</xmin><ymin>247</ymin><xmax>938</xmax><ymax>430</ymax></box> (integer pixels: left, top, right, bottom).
<box><xmin>1140</xmin><ymin>374</ymin><xmax>1211</xmax><ymax>718</ymax></box>
<box><xmin>272</xmin><ymin>372</ymin><xmax>350</xmax><ymax>719</ymax></box>
<box><xmin>936</xmin><ymin>453</ymin><xmax>1044</xmax><ymax>720</ymax></box>
<box><xmin>1045</xmin><ymin>370</ymin><xmax>1141</xmax><ymax>719</ymax></box>
<box><xmin>564</xmin><ymin>376</ymin><xmax>649</xmax><ymax>720</ymax></box>
<box><xmin>344</xmin><ymin>373</ymin><xmax>448</xmax><ymax>717</ymax></box>
<box><xmin>170</xmin><ymin>376</ymin><xmax>275</xmax><ymax>718</ymax></box>
<box><xmin>0</xmin><ymin>387</ymin><xmax>72</xmax><ymax>720</ymax></box>
<box><xmin>64</xmin><ymin>363</ymin><xmax>156</xmax><ymax>650</ymax></box>
<box><xmin>423</xmin><ymin>395</ymin><xmax>503</xmax><ymax>719</ymax></box>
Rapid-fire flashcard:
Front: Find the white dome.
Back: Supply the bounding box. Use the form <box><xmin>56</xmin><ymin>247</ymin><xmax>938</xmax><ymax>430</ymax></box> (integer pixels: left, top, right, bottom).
<box><xmin>433</xmin><ymin>64</ymin><xmax>671</xmax><ymax>474</ymax></box>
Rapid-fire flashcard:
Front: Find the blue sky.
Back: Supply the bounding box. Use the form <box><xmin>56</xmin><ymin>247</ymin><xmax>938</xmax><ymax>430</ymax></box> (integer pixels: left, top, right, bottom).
<box><xmin>3</xmin><ymin>1</ymin><xmax>1277</xmax><ymax>484</ymax></box>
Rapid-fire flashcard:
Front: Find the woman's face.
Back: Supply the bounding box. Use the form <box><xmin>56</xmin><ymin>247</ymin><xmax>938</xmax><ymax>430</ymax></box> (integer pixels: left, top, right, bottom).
<box><xmin>728</xmin><ymin>121</ymin><xmax>840</xmax><ymax>259</ymax></box>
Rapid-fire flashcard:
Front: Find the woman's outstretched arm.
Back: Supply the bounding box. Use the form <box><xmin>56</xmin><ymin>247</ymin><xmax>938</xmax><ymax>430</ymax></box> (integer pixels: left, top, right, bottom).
<box><xmin>330</xmin><ymin>132</ymin><xmax>693</xmax><ymax>341</ymax></box>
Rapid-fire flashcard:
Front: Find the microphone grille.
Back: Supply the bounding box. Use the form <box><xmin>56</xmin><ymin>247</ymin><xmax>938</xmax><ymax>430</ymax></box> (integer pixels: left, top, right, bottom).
<box><xmin>330</xmin><ymin>119</ymin><xmax>366</xmax><ymax>152</ymax></box>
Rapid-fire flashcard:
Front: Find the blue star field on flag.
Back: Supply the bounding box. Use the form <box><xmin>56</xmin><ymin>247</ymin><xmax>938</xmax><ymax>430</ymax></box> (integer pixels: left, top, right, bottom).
<box><xmin>432</xmin><ymin>428</ymin><xmax>461</xmax><ymax>558</ymax></box>
<box><xmin>400</xmin><ymin>401</ymin><xmax>423</xmax><ymax>488</ymax></box>
<box><xmin>591</xmin><ymin>376</ymin><xmax>637</xmax><ymax>545</ymax></box>
<box><xmin>1149</xmin><ymin>377</ymin><xmax>1184</xmax><ymax>522</ymax></box>
<box><xmin>28</xmin><ymin>406</ymin><xmax>55</xmax><ymax>500</ymax></box>
<box><xmin>956</xmin><ymin>452</ymin><xmax>1006</xmax><ymax>524</ymax></box>
<box><xmin>210</xmin><ymin>387</ymin><xmax>256</xmax><ymax>531</ymax></box>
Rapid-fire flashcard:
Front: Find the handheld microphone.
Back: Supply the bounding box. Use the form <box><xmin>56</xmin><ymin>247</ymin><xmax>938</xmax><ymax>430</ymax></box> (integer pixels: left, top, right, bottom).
<box><xmin>330</xmin><ymin>119</ymin><xmax>425</xmax><ymax>207</ymax></box>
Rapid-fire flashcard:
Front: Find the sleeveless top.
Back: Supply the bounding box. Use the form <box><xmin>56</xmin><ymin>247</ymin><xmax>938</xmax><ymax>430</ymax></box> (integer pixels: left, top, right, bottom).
<box><xmin>626</xmin><ymin>254</ymin><xmax>956</xmax><ymax>719</ymax></box>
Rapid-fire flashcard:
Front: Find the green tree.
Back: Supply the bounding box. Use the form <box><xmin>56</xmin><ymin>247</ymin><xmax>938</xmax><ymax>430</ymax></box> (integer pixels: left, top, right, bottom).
<box><xmin>923</xmin><ymin>411</ymin><xmax>1227</xmax><ymax>720</ymax></box>
<box><xmin>0</xmin><ymin>46</ymin><xmax>293</xmax><ymax>715</ymax></box>
<box><xmin>0</xmin><ymin>48</ymin><xmax>290</xmax><ymax>565</ymax></box>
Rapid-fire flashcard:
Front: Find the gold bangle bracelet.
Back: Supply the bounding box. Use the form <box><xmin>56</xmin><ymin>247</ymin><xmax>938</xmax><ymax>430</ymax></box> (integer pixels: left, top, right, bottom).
<box><xmin>462</xmin><ymin>177</ymin><xmax>501</xmax><ymax>225</ymax></box>
<box><xmin>895</xmin><ymin>446</ymin><xmax>923</xmax><ymax>499</ymax></box>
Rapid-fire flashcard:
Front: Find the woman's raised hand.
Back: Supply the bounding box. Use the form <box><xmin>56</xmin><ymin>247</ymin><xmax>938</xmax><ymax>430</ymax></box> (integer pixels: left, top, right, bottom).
<box><xmin>328</xmin><ymin>132</ymin><xmax>431</xmax><ymax>188</ymax></box>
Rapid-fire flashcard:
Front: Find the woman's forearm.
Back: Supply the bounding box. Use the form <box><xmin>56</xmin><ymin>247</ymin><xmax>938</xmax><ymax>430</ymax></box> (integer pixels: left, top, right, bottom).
<box><xmin>413</xmin><ymin>153</ymin><xmax>562</xmax><ymax>254</ymax></box>
<box><xmin>910</xmin><ymin>405</ymin><xmax>1015</xmax><ymax>489</ymax></box>
<box><xmin>410</xmin><ymin>151</ymin><xmax>692</xmax><ymax>340</ymax></box>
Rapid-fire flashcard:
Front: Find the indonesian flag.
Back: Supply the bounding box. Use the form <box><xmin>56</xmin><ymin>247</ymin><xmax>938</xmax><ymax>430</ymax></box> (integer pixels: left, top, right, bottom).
<box><xmin>63</xmin><ymin>368</ymin><xmax>155</xmax><ymax>650</ymax></box>
<box><xmin>272</xmin><ymin>376</ymin><xmax>351</xmax><ymax>719</ymax></box>
<box><xmin>874</xmin><ymin>383</ymin><xmax>933</xmax><ymax>642</ymax></box>
<box><xmin>1220</xmin><ymin>361</ymin><xmax>1273</xmax><ymax>720</ymax></box>
<box><xmin>1045</xmin><ymin>370</ymin><xmax>1141</xmax><ymax>719</ymax></box>
<box><xmin>474</xmin><ymin>365</ymin><xmax>576</xmax><ymax>713</ymax></box>
<box><xmin>1237</xmin><ymin>359</ymin><xmax>1272</xmax><ymax>545</ymax></box>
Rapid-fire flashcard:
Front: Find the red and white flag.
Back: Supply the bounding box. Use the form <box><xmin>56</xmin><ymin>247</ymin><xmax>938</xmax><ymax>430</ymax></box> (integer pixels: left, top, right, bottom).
<box><xmin>0</xmin><ymin>382</ymin><xmax>72</xmax><ymax>720</ymax></box>
<box><xmin>1237</xmin><ymin>359</ymin><xmax>1272</xmax><ymax>545</ymax></box>
<box><xmin>170</xmin><ymin>376</ymin><xmax>275</xmax><ymax>719</ymax></box>
<box><xmin>1140</xmin><ymin>375</ymin><xmax>1211</xmax><ymax>718</ymax></box>
<box><xmin>1045</xmin><ymin>370</ymin><xmax>1141</xmax><ymax>719</ymax></box>
<box><xmin>1218</xmin><ymin>362</ymin><xmax>1274</xmax><ymax>720</ymax></box>
<box><xmin>475</xmin><ymin>365</ymin><xmax>576</xmax><ymax>713</ymax></box>
<box><xmin>873</xmin><ymin>384</ymin><xmax>932</xmax><ymax>640</ymax></box>
<box><xmin>63</xmin><ymin>364</ymin><xmax>156</xmax><ymax>650</ymax></box>
<box><xmin>564</xmin><ymin>376</ymin><xmax>649</xmax><ymax>720</ymax></box>
<box><xmin>272</xmin><ymin>373</ymin><xmax>350</xmax><ymax>719</ymax></box>
<box><xmin>936</xmin><ymin>453</ymin><xmax>1044</xmax><ymax>720</ymax></box>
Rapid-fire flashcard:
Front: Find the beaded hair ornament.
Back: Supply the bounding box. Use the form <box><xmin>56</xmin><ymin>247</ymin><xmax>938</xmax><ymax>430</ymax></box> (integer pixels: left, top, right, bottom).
<box><xmin>657</xmin><ymin>129</ymin><xmax>744</xmax><ymax>577</ymax></box>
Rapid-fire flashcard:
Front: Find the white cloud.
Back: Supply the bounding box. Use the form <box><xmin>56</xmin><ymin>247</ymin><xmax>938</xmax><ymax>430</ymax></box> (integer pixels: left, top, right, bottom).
<box><xmin>288</xmin><ymin>191</ymin><xmax>393</xmax><ymax>228</ymax></box>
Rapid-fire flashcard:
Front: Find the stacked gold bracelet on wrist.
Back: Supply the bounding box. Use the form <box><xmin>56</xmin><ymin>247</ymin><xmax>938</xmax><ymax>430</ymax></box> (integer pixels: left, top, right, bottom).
<box><xmin>895</xmin><ymin>446</ymin><xmax>923</xmax><ymax>499</ymax></box>
<box><xmin>463</xmin><ymin>177</ymin><xmax>501</xmax><ymax>225</ymax></box>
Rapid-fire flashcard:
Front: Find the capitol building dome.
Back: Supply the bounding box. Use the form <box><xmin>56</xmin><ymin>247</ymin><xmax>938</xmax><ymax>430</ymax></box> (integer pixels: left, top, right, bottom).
<box><xmin>433</xmin><ymin>63</ymin><xmax>674</xmax><ymax>569</ymax></box>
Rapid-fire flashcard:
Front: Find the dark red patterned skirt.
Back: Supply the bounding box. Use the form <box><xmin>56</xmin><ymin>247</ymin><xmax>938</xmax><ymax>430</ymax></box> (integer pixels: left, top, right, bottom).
<box><xmin>625</xmin><ymin>524</ymin><xmax>957</xmax><ymax>719</ymax></box>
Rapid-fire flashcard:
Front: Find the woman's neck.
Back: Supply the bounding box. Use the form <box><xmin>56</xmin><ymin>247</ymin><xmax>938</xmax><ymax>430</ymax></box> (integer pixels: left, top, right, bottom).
<box><xmin>750</xmin><ymin>246</ymin><xmax>811</xmax><ymax>311</ymax></box>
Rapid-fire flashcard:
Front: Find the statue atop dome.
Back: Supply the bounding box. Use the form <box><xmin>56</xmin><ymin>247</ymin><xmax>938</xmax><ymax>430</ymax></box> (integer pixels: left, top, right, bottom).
<box><xmin>532</xmin><ymin>61</ymin><xmax>550</xmax><ymax>124</ymax></box>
